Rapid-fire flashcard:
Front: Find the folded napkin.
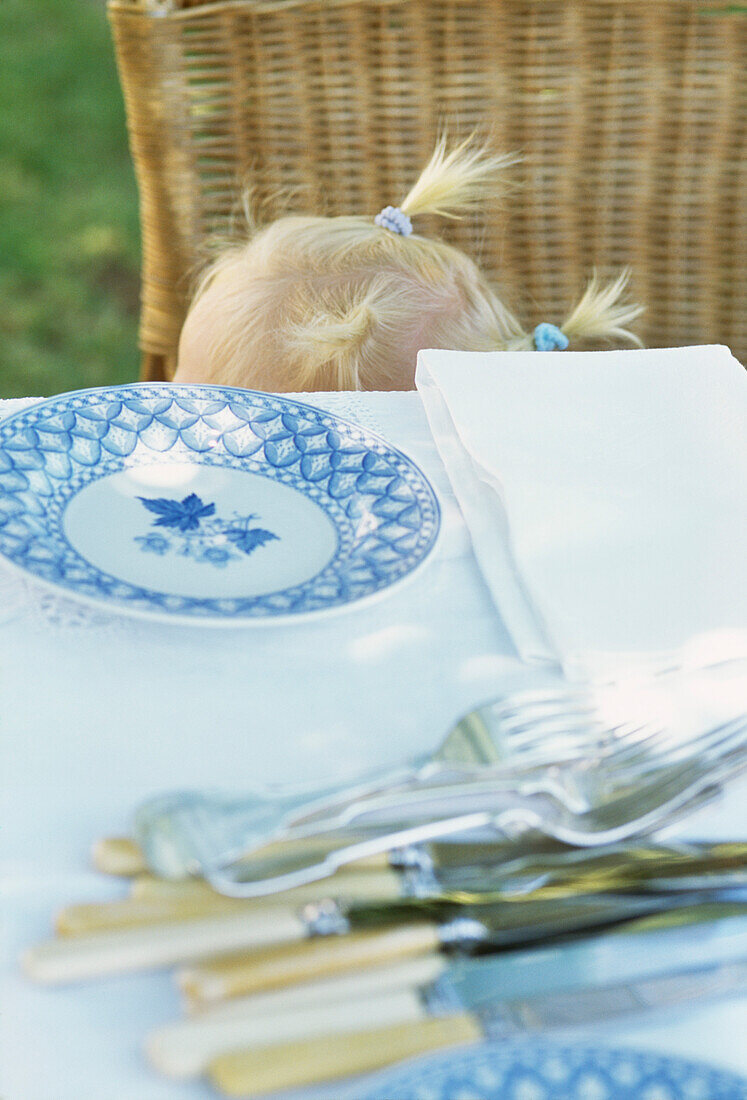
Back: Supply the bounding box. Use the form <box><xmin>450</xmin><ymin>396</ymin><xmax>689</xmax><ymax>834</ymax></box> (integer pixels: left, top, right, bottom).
<box><xmin>416</xmin><ymin>345</ymin><xmax>747</xmax><ymax>672</ymax></box>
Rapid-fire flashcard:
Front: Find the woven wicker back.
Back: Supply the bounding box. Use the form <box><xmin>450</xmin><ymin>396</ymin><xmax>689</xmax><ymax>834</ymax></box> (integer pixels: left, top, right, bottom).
<box><xmin>108</xmin><ymin>0</ymin><xmax>746</xmax><ymax>381</ymax></box>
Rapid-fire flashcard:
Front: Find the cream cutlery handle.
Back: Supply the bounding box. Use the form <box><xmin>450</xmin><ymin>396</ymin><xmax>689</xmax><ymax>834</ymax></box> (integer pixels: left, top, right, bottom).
<box><xmin>149</xmin><ymin>953</ymin><xmax>446</xmax><ymax>1078</ymax></box>
<box><xmin>23</xmin><ymin>907</ymin><xmax>307</xmax><ymax>984</ymax></box>
<box><xmin>131</xmin><ymin>875</ymin><xmax>221</xmax><ymax>900</ymax></box>
<box><xmin>92</xmin><ymin>837</ymin><xmax>146</xmax><ymax>877</ymax></box>
<box><xmin>209</xmin><ymin>1012</ymin><xmax>482</xmax><ymax>1096</ymax></box>
<box><xmin>92</xmin><ymin>833</ymin><xmax>392</xmax><ymax>884</ymax></box>
<box><xmin>131</xmin><ymin>856</ymin><xmax>395</xmax><ymax>900</ymax></box>
<box><xmin>180</xmin><ymin>921</ymin><xmax>440</xmax><ymax>1007</ymax></box>
<box><xmin>56</xmin><ymin>894</ymin><xmax>250</xmax><ymax>936</ymax></box>
<box><xmin>58</xmin><ymin>868</ymin><xmax>402</xmax><ymax>936</ymax></box>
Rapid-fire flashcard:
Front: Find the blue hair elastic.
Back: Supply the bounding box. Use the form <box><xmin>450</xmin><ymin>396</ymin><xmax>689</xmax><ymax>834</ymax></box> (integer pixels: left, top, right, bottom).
<box><xmin>374</xmin><ymin>206</ymin><xmax>413</xmax><ymax>237</ymax></box>
<box><xmin>533</xmin><ymin>322</ymin><xmax>569</xmax><ymax>351</ymax></box>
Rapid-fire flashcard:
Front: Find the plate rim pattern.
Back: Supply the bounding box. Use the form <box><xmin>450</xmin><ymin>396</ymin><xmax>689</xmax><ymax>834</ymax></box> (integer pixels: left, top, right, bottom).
<box><xmin>355</xmin><ymin>1040</ymin><xmax>747</xmax><ymax>1100</ymax></box>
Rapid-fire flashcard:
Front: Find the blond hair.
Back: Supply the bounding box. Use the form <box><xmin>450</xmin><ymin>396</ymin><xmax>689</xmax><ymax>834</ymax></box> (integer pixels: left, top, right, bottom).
<box><xmin>175</xmin><ymin>137</ymin><xmax>643</xmax><ymax>391</ymax></box>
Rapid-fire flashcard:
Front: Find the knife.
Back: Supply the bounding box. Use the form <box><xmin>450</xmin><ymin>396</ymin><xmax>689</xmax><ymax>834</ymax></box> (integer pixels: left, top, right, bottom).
<box><xmin>65</xmin><ymin>839</ymin><xmax>746</xmax><ymax>939</ymax></box>
<box><xmin>26</xmin><ymin>860</ymin><xmax>744</xmax><ymax>985</ymax></box>
<box><xmin>150</xmin><ymin>901</ymin><xmax>747</xmax><ymax>1079</ymax></box>
<box><xmin>62</xmin><ymin>836</ymin><xmax>747</xmax><ymax>938</ymax></box>
<box><xmin>221</xmin><ymin>836</ymin><xmax>747</xmax><ymax>900</ymax></box>
<box><xmin>176</xmin><ymin>846</ymin><xmax>747</xmax><ymax>1008</ymax></box>
<box><xmin>203</xmin><ymin>909</ymin><xmax>747</xmax><ymax>1096</ymax></box>
<box><xmin>422</xmin><ymin>839</ymin><xmax>747</xmax><ymax>898</ymax></box>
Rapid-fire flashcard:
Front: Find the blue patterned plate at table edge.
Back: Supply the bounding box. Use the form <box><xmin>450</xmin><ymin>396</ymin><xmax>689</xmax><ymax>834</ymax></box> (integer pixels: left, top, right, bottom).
<box><xmin>0</xmin><ymin>384</ymin><xmax>440</xmax><ymax>624</ymax></box>
<box><xmin>352</xmin><ymin>1041</ymin><xmax>747</xmax><ymax>1100</ymax></box>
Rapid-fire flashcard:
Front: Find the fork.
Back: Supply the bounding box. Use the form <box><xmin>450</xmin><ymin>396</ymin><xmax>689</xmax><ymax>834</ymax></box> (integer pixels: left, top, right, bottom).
<box><xmin>129</xmin><ymin>710</ymin><xmax>681</xmax><ymax>881</ymax></box>
<box><xmin>472</xmin><ymin>696</ymin><xmax>731</xmax><ymax>770</ymax></box>
<box><xmin>134</xmin><ymin>666</ymin><xmax>745</xmax><ymax>882</ymax></box>
<box><xmin>283</xmin><ymin>715</ymin><xmax>746</xmax><ymax>829</ymax></box>
<box><xmin>206</xmin><ymin>716</ymin><xmax>746</xmax><ymax>896</ymax></box>
<box><xmin>475</xmin><ymin>648</ymin><xmax>747</xmax><ymax>767</ymax></box>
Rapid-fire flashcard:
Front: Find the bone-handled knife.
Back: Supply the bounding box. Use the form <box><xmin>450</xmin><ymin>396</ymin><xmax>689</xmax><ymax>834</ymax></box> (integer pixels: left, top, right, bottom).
<box><xmin>152</xmin><ymin>900</ymin><xmax>747</xmax><ymax>1079</ymax></box>
<box><xmin>149</xmin><ymin>952</ymin><xmax>446</xmax><ymax>1077</ymax></box>
<box><xmin>24</xmin><ymin>882</ymin><xmax>683</xmax><ymax>985</ymax></box>
<box><xmin>177</xmin><ymin>885</ymin><xmax>747</xmax><ymax>1007</ymax></box>
<box><xmin>24</xmin><ymin>844</ymin><xmax>747</xmax><ymax>985</ymax></box>
<box><xmin>204</xmin><ymin>911</ymin><xmax>747</xmax><ymax>1097</ymax></box>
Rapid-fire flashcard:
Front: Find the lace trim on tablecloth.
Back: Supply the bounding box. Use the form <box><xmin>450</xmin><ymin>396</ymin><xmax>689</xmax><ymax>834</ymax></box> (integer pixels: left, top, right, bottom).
<box><xmin>0</xmin><ymin>390</ymin><xmax>384</xmax><ymax>634</ymax></box>
<box><xmin>286</xmin><ymin>390</ymin><xmax>387</xmax><ymax>434</ymax></box>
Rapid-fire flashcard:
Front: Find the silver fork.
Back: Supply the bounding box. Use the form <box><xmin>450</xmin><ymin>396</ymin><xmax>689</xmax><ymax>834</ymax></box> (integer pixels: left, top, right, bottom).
<box><xmin>290</xmin><ymin>715</ymin><xmax>747</xmax><ymax>828</ymax></box>
<box><xmin>206</xmin><ymin>716</ymin><xmax>747</xmax><ymax>896</ymax></box>
<box><xmin>131</xmin><ymin>709</ymin><xmax>711</xmax><ymax>882</ymax></box>
<box><xmin>475</xmin><ymin>649</ymin><xmax>746</xmax><ymax>764</ymax></box>
<box><xmin>529</xmin><ymin>714</ymin><xmax>747</xmax><ymax>815</ymax></box>
<box><xmin>133</xmin><ymin>665</ymin><xmax>745</xmax><ymax>881</ymax></box>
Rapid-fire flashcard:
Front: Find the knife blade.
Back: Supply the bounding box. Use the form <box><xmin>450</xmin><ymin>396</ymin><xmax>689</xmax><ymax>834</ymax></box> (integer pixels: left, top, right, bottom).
<box><xmin>223</xmin><ymin>837</ymin><xmax>747</xmax><ymax>902</ymax></box>
<box><xmin>420</xmin><ymin>839</ymin><xmax>747</xmax><ymax>899</ymax></box>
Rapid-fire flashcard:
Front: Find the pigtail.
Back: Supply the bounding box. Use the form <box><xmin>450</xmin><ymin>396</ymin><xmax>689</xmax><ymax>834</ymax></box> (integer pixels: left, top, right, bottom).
<box><xmin>399</xmin><ymin>135</ymin><xmax>518</xmax><ymax>221</ymax></box>
<box><xmin>560</xmin><ymin>269</ymin><xmax>644</xmax><ymax>347</ymax></box>
<box><xmin>499</xmin><ymin>268</ymin><xmax>643</xmax><ymax>351</ymax></box>
<box><xmin>287</xmin><ymin>280</ymin><xmax>390</xmax><ymax>390</ymax></box>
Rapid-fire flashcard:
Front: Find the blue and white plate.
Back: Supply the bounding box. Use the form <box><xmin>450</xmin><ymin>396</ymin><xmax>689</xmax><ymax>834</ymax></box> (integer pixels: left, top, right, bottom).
<box><xmin>0</xmin><ymin>384</ymin><xmax>440</xmax><ymax>623</ymax></box>
<box><xmin>355</xmin><ymin>1042</ymin><xmax>747</xmax><ymax>1100</ymax></box>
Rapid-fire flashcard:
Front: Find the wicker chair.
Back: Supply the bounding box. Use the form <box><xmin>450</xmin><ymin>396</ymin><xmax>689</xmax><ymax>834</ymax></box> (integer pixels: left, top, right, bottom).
<box><xmin>108</xmin><ymin>0</ymin><xmax>746</xmax><ymax>382</ymax></box>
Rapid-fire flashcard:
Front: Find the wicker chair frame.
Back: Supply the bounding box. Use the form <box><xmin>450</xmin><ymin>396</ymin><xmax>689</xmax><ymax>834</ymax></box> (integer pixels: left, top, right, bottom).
<box><xmin>108</xmin><ymin>0</ymin><xmax>746</xmax><ymax>381</ymax></box>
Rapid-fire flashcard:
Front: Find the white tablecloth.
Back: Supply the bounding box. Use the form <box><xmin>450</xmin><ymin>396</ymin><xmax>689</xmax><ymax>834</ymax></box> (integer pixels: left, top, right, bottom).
<box><xmin>1</xmin><ymin>391</ymin><xmax>745</xmax><ymax>1100</ymax></box>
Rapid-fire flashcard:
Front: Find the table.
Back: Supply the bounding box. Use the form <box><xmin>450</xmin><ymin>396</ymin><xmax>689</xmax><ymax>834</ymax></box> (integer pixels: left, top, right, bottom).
<box><xmin>1</xmin><ymin>391</ymin><xmax>745</xmax><ymax>1100</ymax></box>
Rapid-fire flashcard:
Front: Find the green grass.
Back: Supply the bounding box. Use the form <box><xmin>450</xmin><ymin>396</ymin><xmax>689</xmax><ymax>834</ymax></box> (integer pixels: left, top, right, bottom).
<box><xmin>0</xmin><ymin>0</ymin><xmax>141</xmax><ymax>398</ymax></box>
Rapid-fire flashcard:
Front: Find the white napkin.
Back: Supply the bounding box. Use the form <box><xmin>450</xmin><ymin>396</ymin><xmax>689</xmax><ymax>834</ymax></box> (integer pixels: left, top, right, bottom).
<box><xmin>416</xmin><ymin>345</ymin><xmax>747</xmax><ymax>672</ymax></box>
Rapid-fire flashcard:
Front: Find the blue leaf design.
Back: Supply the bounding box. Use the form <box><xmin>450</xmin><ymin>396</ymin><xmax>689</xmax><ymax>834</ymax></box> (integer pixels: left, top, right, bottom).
<box><xmin>227</xmin><ymin>526</ymin><xmax>279</xmax><ymax>555</ymax></box>
<box><xmin>138</xmin><ymin>493</ymin><xmax>216</xmax><ymax>532</ymax></box>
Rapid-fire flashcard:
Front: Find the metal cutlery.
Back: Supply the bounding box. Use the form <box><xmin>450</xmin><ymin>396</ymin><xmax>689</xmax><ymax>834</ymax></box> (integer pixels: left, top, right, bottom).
<box><xmin>149</xmin><ymin>898</ymin><xmax>747</xmax><ymax>1080</ymax></box>
<box><xmin>201</xmin><ymin>909</ymin><xmax>747</xmax><ymax>1096</ymax></box>
<box><xmin>133</xmin><ymin>691</ymin><xmax>746</xmax><ymax>896</ymax></box>
<box><xmin>175</xmin><ymin>840</ymin><xmax>747</xmax><ymax>1006</ymax></box>
<box><xmin>204</xmin><ymin>716</ymin><xmax>746</xmax><ymax>895</ymax></box>
<box><xmin>428</xmin><ymin>838</ymin><xmax>747</xmax><ymax>898</ymax></box>
<box><xmin>133</xmin><ymin>649</ymin><xmax>746</xmax><ymax>881</ymax></box>
<box><xmin>24</xmin><ymin>843</ymin><xmax>747</xmax><ymax>985</ymax></box>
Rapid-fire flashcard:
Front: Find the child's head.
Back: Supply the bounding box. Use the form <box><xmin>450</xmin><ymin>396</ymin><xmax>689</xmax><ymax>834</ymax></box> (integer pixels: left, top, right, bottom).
<box><xmin>175</xmin><ymin>138</ymin><xmax>642</xmax><ymax>391</ymax></box>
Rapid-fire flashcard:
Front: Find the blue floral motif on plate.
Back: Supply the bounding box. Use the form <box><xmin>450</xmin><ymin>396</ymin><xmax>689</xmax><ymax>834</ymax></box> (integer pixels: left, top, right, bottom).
<box><xmin>134</xmin><ymin>492</ymin><xmax>279</xmax><ymax>568</ymax></box>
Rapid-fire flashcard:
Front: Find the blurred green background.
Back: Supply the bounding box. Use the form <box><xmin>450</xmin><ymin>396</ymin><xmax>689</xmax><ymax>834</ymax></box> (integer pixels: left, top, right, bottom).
<box><xmin>0</xmin><ymin>0</ymin><xmax>140</xmax><ymax>399</ymax></box>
